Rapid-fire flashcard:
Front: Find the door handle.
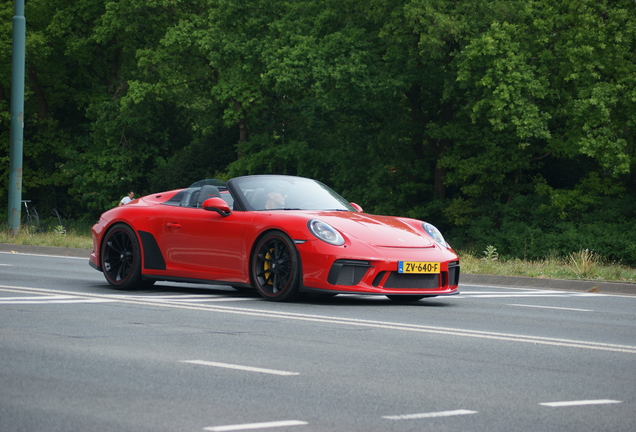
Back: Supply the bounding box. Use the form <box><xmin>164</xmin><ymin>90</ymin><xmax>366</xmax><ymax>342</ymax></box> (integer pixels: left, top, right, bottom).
<box><xmin>167</xmin><ymin>222</ymin><xmax>181</xmax><ymax>229</ymax></box>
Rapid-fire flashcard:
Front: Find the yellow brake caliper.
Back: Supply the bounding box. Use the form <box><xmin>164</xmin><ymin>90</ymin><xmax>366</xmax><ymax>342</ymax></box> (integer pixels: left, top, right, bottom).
<box><xmin>264</xmin><ymin>249</ymin><xmax>273</xmax><ymax>285</ymax></box>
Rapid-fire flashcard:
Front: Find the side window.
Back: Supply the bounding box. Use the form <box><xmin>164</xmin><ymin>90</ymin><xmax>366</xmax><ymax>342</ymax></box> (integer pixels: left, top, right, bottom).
<box><xmin>180</xmin><ymin>188</ymin><xmax>201</xmax><ymax>207</ymax></box>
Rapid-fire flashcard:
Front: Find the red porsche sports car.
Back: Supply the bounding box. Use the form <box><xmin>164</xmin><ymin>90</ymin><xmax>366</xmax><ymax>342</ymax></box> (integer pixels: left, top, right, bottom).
<box><xmin>90</xmin><ymin>175</ymin><xmax>460</xmax><ymax>301</ymax></box>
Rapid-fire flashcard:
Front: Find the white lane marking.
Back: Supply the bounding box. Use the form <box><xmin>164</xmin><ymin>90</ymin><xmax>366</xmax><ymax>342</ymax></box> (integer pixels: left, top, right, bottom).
<box><xmin>185</xmin><ymin>297</ymin><xmax>255</xmax><ymax>302</ymax></box>
<box><xmin>461</xmin><ymin>290</ymin><xmax>559</xmax><ymax>295</ymax></box>
<box><xmin>121</xmin><ymin>295</ymin><xmax>256</xmax><ymax>303</ymax></box>
<box><xmin>461</xmin><ymin>283</ymin><xmax>629</xmax><ymax>297</ymax></box>
<box><xmin>383</xmin><ymin>409</ymin><xmax>477</xmax><ymax>420</ymax></box>
<box><xmin>0</xmin><ymin>295</ymin><xmax>111</xmax><ymax>304</ymax></box>
<box><xmin>204</xmin><ymin>420</ymin><xmax>307</xmax><ymax>431</ymax></box>
<box><xmin>181</xmin><ymin>360</ymin><xmax>300</xmax><ymax>376</ymax></box>
<box><xmin>0</xmin><ymin>295</ymin><xmax>76</xmax><ymax>300</ymax></box>
<box><xmin>508</xmin><ymin>304</ymin><xmax>593</xmax><ymax>312</ymax></box>
<box><xmin>0</xmin><ymin>298</ymin><xmax>112</xmax><ymax>304</ymax></box>
<box><xmin>0</xmin><ymin>290</ymin><xmax>255</xmax><ymax>305</ymax></box>
<box><xmin>0</xmin><ymin>296</ymin><xmax>253</xmax><ymax>304</ymax></box>
<box><xmin>0</xmin><ymin>263</ymin><xmax>13</xmax><ymax>266</ymax></box>
<box><xmin>455</xmin><ymin>293</ymin><xmax>608</xmax><ymax>298</ymax></box>
<box><xmin>3</xmin><ymin>285</ymin><xmax>636</xmax><ymax>354</ymax></box>
<box><xmin>540</xmin><ymin>399</ymin><xmax>622</xmax><ymax>407</ymax></box>
<box><xmin>0</xmin><ymin>251</ymin><xmax>86</xmax><ymax>260</ymax></box>
<box><xmin>124</xmin><ymin>294</ymin><xmax>218</xmax><ymax>299</ymax></box>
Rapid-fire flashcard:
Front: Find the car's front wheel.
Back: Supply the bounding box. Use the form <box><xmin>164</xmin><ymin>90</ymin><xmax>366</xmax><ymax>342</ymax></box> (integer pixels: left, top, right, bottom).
<box><xmin>251</xmin><ymin>231</ymin><xmax>300</xmax><ymax>302</ymax></box>
<box><xmin>101</xmin><ymin>223</ymin><xmax>142</xmax><ymax>290</ymax></box>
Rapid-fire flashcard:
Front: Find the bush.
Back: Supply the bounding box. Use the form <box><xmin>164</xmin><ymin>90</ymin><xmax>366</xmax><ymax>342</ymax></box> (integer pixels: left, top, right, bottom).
<box><xmin>447</xmin><ymin>193</ymin><xmax>636</xmax><ymax>266</ymax></box>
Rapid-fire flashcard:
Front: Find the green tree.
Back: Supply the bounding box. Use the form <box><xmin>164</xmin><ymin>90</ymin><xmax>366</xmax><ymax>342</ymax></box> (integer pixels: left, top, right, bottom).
<box><xmin>451</xmin><ymin>0</ymin><xmax>636</xmax><ymax>209</ymax></box>
<box><xmin>52</xmin><ymin>0</ymin><xmax>203</xmax><ymax>211</ymax></box>
<box><xmin>2</xmin><ymin>0</ymin><xmax>635</xmax><ymax>263</ymax></box>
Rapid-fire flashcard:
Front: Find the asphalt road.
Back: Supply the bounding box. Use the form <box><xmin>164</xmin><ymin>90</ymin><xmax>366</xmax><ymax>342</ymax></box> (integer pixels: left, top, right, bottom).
<box><xmin>1</xmin><ymin>249</ymin><xmax>635</xmax><ymax>432</ymax></box>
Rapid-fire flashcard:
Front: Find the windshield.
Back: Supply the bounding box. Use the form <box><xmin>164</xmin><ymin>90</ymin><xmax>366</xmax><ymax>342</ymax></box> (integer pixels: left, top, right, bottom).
<box><xmin>230</xmin><ymin>175</ymin><xmax>355</xmax><ymax>211</ymax></box>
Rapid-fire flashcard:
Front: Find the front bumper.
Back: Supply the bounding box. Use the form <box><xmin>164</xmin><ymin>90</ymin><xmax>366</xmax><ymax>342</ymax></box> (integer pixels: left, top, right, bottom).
<box><xmin>297</xmin><ymin>240</ymin><xmax>460</xmax><ymax>296</ymax></box>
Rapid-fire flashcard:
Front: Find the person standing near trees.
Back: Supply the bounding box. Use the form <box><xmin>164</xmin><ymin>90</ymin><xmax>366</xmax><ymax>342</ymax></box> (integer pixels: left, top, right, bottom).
<box><xmin>119</xmin><ymin>190</ymin><xmax>135</xmax><ymax>206</ymax></box>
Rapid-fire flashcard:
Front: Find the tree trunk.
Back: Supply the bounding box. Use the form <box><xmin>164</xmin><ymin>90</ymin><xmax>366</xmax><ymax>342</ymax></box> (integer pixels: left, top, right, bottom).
<box><xmin>431</xmin><ymin>100</ymin><xmax>455</xmax><ymax>200</ymax></box>
<box><xmin>434</xmin><ymin>166</ymin><xmax>447</xmax><ymax>200</ymax></box>
<box><xmin>28</xmin><ymin>65</ymin><xmax>49</xmax><ymax>121</ymax></box>
<box><xmin>234</xmin><ymin>99</ymin><xmax>248</xmax><ymax>158</ymax></box>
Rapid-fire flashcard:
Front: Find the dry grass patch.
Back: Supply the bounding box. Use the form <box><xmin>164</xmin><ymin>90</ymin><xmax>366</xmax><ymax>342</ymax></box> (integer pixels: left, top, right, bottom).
<box><xmin>0</xmin><ymin>225</ymin><xmax>92</xmax><ymax>249</ymax></box>
<box><xmin>458</xmin><ymin>246</ymin><xmax>636</xmax><ymax>284</ymax></box>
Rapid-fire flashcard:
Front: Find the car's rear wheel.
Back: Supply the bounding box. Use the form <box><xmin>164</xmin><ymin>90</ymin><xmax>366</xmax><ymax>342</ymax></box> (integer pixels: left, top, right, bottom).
<box><xmin>101</xmin><ymin>223</ymin><xmax>142</xmax><ymax>290</ymax></box>
<box><xmin>251</xmin><ymin>231</ymin><xmax>300</xmax><ymax>302</ymax></box>
<box><xmin>386</xmin><ymin>295</ymin><xmax>430</xmax><ymax>302</ymax></box>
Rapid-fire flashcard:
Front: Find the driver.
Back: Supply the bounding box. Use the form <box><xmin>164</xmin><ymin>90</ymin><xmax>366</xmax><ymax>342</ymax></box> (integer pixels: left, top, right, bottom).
<box><xmin>264</xmin><ymin>182</ymin><xmax>287</xmax><ymax>209</ymax></box>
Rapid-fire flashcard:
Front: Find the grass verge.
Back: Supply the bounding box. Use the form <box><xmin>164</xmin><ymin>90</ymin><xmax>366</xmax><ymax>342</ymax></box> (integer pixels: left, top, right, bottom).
<box><xmin>0</xmin><ymin>224</ymin><xmax>93</xmax><ymax>249</ymax></box>
<box><xmin>460</xmin><ymin>246</ymin><xmax>636</xmax><ymax>284</ymax></box>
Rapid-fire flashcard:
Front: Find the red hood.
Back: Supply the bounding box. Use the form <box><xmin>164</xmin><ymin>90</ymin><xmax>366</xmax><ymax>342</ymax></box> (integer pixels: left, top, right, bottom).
<box><xmin>317</xmin><ymin>212</ymin><xmax>435</xmax><ymax>248</ymax></box>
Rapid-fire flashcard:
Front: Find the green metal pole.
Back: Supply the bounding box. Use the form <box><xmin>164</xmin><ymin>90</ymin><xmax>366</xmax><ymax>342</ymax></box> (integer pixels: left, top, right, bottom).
<box><xmin>8</xmin><ymin>0</ymin><xmax>25</xmax><ymax>235</ymax></box>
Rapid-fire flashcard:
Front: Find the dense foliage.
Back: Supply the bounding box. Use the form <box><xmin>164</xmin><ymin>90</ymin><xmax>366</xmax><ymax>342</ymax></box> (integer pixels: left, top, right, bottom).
<box><xmin>2</xmin><ymin>0</ymin><xmax>635</xmax><ymax>264</ymax></box>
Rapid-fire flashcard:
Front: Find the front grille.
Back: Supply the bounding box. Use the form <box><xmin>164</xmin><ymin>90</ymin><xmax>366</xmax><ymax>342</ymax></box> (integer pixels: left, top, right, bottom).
<box><xmin>328</xmin><ymin>260</ymin><xmax>371</xmax><ymax>286</ymax></box>
<box><xmin>384</xmin><ymin>272</ymin><xmax>439</xmax><ymax>289</ymax></box>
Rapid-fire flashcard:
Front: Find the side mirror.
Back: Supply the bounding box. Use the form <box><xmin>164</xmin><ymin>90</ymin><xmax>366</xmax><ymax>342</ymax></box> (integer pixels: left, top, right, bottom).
<box><xmin>350</xmin><ymin>202</ymin><xmax>363</xmax><ymax>212</ymax></box>
<box><xmin>202</xmin><ymin>197</ymin><xmax>232</xmax><ymax>217</ymax></box>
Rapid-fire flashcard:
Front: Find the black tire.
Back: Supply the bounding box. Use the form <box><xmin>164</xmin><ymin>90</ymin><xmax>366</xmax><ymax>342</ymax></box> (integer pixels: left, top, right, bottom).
<box><xmin>142</xmin><ymin>279</ymin><xmax>156</xmax><ymax>288</ymax></box>
<box><xmin>101</xmin><ymin>223</ymin><xmax>143</xmax><ymax>290</ymax></box>
<box><xmin>251</xmin><ymin>231</ymin><xmax>301</xmax><ymax>302</ymax></box>
<box><xmin>386</xmin><ymin>295</ymin><xmax>430</xmax><ymax>302</ymax></box>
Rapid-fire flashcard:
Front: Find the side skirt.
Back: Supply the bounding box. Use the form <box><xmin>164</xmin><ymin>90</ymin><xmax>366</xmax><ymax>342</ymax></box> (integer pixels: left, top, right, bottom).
<box><xmin>142</xmin><ymin>274</ymin><xmax>252</xmax><ymax>289</ymax></box>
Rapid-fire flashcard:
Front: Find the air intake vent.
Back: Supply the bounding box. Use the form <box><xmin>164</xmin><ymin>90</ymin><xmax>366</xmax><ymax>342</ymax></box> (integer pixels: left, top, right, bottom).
<box><xmin>328</xmin><ymin>260</ymin><xmax>371</xmax><ymax>286</ymax></box>
<box><xmin>448</xmin><ymin>262</ymin><xmax>460</xmax><ymax>286</ymax></box>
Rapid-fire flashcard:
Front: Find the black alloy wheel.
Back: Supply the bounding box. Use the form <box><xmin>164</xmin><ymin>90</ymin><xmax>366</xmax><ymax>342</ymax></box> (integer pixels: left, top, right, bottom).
<box><xmin>101</xmin><ymin>223</ymin><xmax>143</xmax><ymax>289</ymax></box>
<box><xmin>251</xmin><ymin>231</ymin><xmax>300</xmax><ymax>301</ymax></box>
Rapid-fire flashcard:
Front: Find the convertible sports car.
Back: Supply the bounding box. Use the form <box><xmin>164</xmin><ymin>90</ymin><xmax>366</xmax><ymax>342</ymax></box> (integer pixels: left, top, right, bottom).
<box><xmin>90</xmin><ymin>175</ymin><xmax>460</xmax><ymax>302</ymax></box>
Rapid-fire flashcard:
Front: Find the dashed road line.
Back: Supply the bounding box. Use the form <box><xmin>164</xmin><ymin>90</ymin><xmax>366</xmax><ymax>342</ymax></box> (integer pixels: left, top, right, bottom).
<box><xmin>383</xmin><ymin>409</ymin><xmax>477</xmax><ymax>420</ymax></box>
<box><xmin>540</xmin><ymin>399</ymin><xmax>622</xmax><ymax>408</ymax></box>
<box><xmin>181</xmin><ymin>360</ymin><xmax>300</xmax><ymax>376</ymax></box>
<box><xmin>204</xmin><ymin>420</ymin><xmax>307</xmax><ymax>431</ymax></box>
<box><xmin>508</xmin><ymin>304</ymin><xmax>593</xmax><ymax>312</ymax></box>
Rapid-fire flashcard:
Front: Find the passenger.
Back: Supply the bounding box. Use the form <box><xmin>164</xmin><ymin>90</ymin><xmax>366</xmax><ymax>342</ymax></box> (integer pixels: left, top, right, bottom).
<box><xmin>264</xmin><ymin>182</ymin><xmax>287</xmax><ymax>209</ymax></box>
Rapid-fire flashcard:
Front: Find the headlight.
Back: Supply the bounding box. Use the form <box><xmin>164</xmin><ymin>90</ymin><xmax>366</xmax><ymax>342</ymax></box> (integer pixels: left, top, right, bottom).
<box><xmin>422</xmin><ymin>222</ymin><xmax>449</xmax><ymax>248</ymax></box>
<box><xmin>308</xmin><ymin>219</ymin><xmax>345</xmax><ymax>246</ymax></box>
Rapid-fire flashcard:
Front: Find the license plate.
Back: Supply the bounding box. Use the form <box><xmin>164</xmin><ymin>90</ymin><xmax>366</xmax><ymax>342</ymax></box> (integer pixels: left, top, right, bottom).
<box><xmin>398</xmin><ymin>261</ymin><xmax>440</xmax><ymax>274</ymax></box>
